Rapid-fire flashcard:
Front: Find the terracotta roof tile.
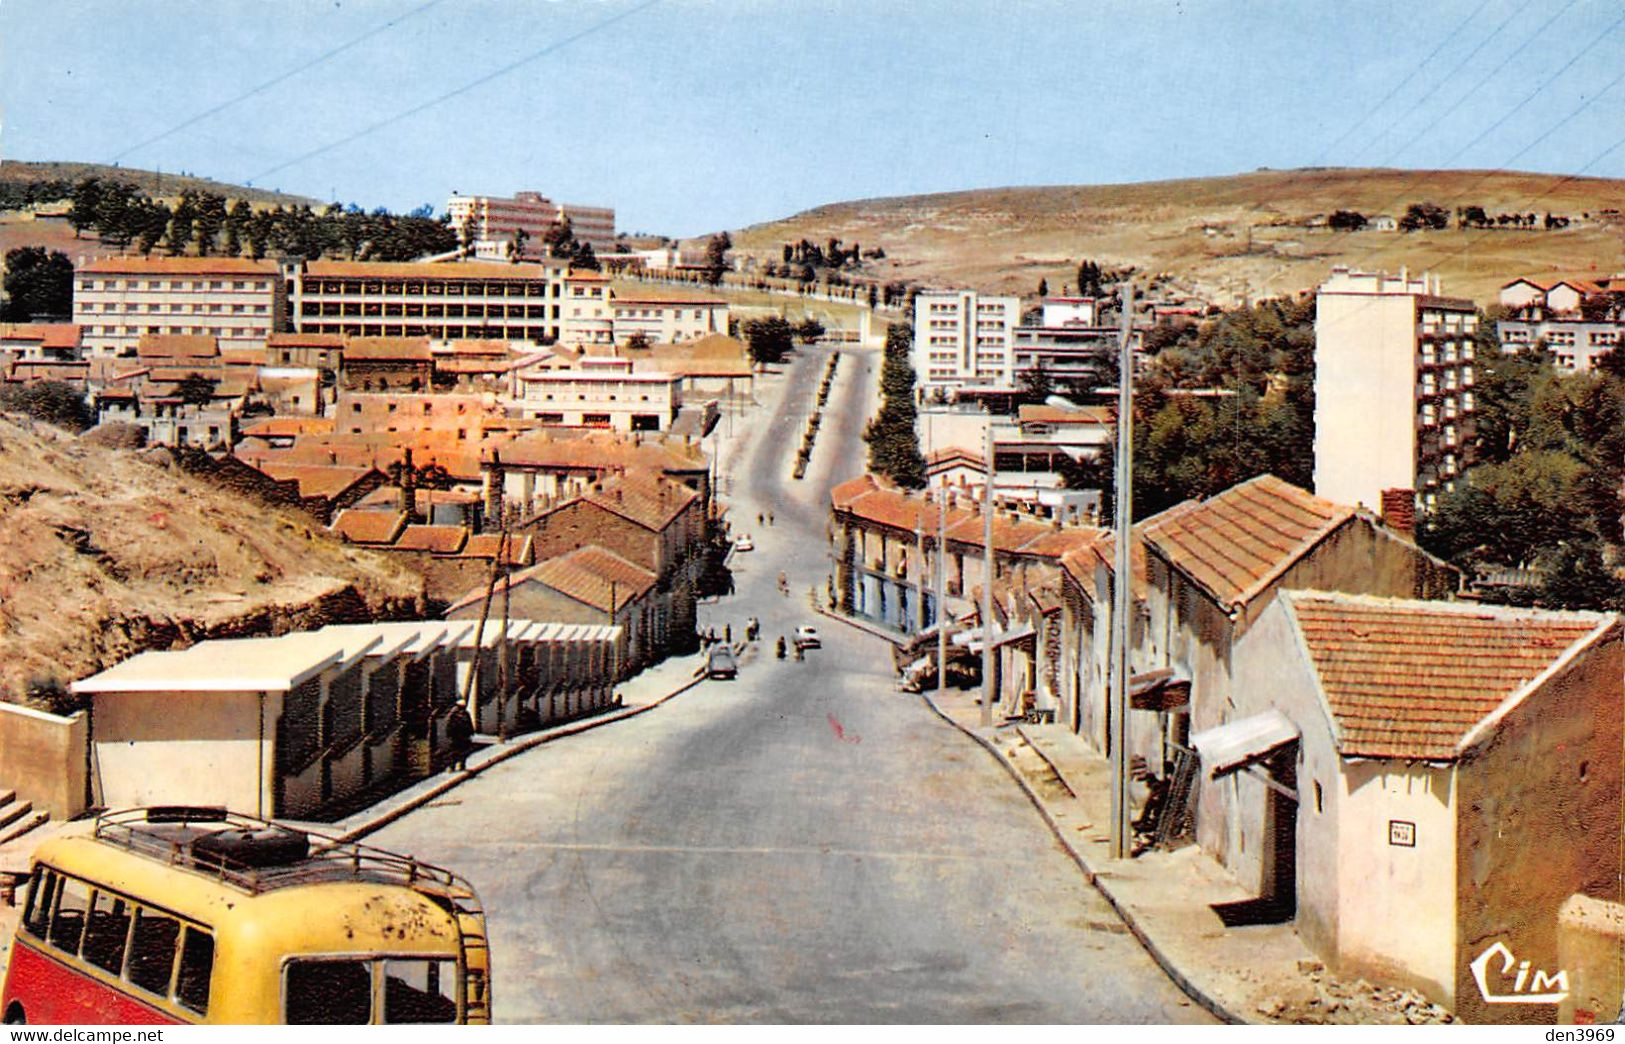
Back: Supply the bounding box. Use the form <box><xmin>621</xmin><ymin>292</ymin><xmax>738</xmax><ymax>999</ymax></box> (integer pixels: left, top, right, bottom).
<box><xmin>267</xmin><ymin>332</ymin><xmax>345</xmax><ymax>348</ymax></box>
<box><xmin>1287</xmin><ymin>592</ymin><xmax>1615</xmax><ymax>761</ymax></box>
<box><xmin>343</xmin><ymin>337</ymin><xmax>432</xmax><ymax>362</ymax></box>
<box><xmin>1142</xmin><ymin>474</ymin><xmax>1353</xmax><ymax>611</ymax></box>
<box><xmin>137</xmin><ymin>334</ymin><xmax>219</xmax><ymax>360</ymax></box>
<box><xmin>258</xmin><ymin>462</ymin><xmax>379</xmax><ymax>500</ymax></box>
<box><xmin>78</xmin><ymin>257</ymin><xmax>278</xmax><ymax>276</ymax></box>
<box><xmin>241</xmin><ymin>416</ymin><xmax>337</xmax><ymax>439</ymax></box>
<box><xmin>445</xmin><ymin>543</ymin><xmax>654</xmax><ymax>615</ymax></box>
<box><xmin>394</xmin><ymin>525</ymin><xmax>468</xmax><ymax>554</ymax></box>
<box><xmin>331</xmin><ymin>509</ymin><xmax>408</xmax><ymax>545</ymax></box>
<box><xmin>0</xmin><ymin>323</ymin><xmax>82</xmax><ymax>350</ymax></box>
<box><xmin>578</xmin><ymin>471</ymin><xmax>699</xmax><ymax>532</ymax></box>
<box><xmin>830</xmin><ymin>474</ymin><xmax>881</xmax><ymax>509</ymax></box>
<box><xmin>306</xmin><ymin>260</ymin><xmax>561</xmax><ymax>280</ymax></box>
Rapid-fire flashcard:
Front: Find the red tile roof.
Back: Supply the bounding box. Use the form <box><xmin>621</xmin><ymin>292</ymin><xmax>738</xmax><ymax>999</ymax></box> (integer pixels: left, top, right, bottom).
<box><xmin>78</xmin><ymin>257</ymin><xmax>278</xmax><ymax>276</ymax></box>
<box><xmin>394</xmin><ymin>525</ymin><xmax>469</xmax><ymax>554</ymax></box>
<box><xmin>830</xmin><ymin>474</ymin><xmax>881</xmax><ymax>509</ymax></box>
<box><xmin>343</xmin><ymin>337</ymin><xmax>432</xmax><ymax>362</ymax></box>
<box><xmin>445</xmin><ymin>543</ymin><xmax>654</xmax><ymax>615</ymax></box>
<box><xmin>459</xmin><ymin>532</ymin><xmax>534</xmax><ymax>566</ymax></box>
<box><xmin>241</xmin><ymin>416</ymin><xmax>337</xmax><ymax>439</ymax></box>
<box><xmin>0</xmin><ymin>323</ymin><xmax>82</xmax><ymax>350</ymax></box>
<box><xmin>267</xmin><ymin>332</ymin><xmax>345</xmax><ymax>348</ymax></box>
<box><xmin>578</xmin><ymin>471</ymin><xmax>700</xmax><ymax>532</ymax></box>
<box><xmin>331</xmin><ymin>509</ymin><xmax>408</xmax><ymax>545</ymax></box>
<box><xmin>1286</xmin><ymin>592</ymin><xmax>1616</xmax><ymax>761</ymax></box>
<box><xmin>306</xmin><ymin>260</ymin><xmax>560</xmax><ymax>281</ymax></box>
<box><xmin>1142</xmin><ymin>474</ymin><xmax>1353</xmax><ymax>612</ymax></box>
<box><xmin>137</xmin><ymin>334</ymin><xmax>219</xmax><ymax>360</ymax></box>
<box><xmin>258</xmin><ymin>462</ymin><xmax>379</xmax><ymax>500</ymax></box>
<box><xmin>1018</xmin><ymin>404</ymin><xmax>1113</xmax><ymax>425</ymax></box>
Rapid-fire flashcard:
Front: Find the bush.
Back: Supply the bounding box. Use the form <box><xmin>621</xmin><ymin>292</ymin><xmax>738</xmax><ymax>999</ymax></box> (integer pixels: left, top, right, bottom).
<box><xmin>0</xmin><ymin>380</ymin><xmax>94</xmax><ymax>431</ymax></box>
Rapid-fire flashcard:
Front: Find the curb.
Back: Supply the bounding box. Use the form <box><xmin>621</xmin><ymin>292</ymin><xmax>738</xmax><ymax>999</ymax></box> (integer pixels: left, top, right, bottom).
<box><xmin>337</xmin><ymin>669</ymin><xmax>709</xmax><ymax>844</ymax></box>
<box><xmin>916</xmin><ymin>687</ymin><xmax>1247</xmax><ymax>1026</ymax></box>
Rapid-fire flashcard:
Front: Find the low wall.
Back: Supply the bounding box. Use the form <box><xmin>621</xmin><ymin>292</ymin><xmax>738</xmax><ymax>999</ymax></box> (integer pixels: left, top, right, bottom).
<box><xmin>0</xmin><ymin>702</ymin><xmax>88</xmax><ymax>819</ymax></box>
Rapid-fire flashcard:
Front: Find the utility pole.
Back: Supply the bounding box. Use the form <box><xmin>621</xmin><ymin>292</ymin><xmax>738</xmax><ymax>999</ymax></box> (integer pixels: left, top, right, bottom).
<box><xmin>937</xmin><ymin>471</ymin><xmax>948</xmax><ymax>695</ymax></box>
<box><xmin>1109</xmin><ymin>282</ymin><xmax>1135</xmax><ymax>860</ymax></box>
<box><xmin>981</xmin><ymin>413</ymin><xmax>995</xmax><ymax>728</ymax></box>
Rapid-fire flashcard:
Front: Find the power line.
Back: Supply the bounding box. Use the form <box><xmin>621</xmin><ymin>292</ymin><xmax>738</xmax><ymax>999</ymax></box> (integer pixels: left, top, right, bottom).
<box><xmin>246</xmin><ymin>0</ymin><xmax>665</xmax><ymax>187</ymax></box>
<box><xmin>1312</xmin><ymin>0</ymin><xmax>1497</xmax><ymax>166</ymax></box>
<box><xmin>110</xmin><ymin>0</ymin><xmax>449</xmax><ymax>165</ymax></box>
<box><xmin>1345</xmin><ymin>0</ymin><xmax>1530</xmax><ymax>166</ymax></box>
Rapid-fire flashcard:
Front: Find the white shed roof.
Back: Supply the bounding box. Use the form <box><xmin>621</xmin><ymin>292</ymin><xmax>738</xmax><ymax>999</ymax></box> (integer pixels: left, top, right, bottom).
<box><xmin>71</xmin><ymin>629</ymin><xmax>363</xmax><ymax>695</ymax></box>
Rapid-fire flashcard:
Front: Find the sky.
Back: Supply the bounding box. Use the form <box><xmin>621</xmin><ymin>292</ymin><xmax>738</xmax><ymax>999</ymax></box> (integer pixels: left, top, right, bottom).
<box><xmin>3</xmin><ymin>0</ymin><xmax>1624</xmax><ymax>238</ymax></box>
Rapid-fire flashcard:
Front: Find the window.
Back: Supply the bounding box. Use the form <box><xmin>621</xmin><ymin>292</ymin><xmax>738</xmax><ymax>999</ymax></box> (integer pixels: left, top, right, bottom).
<box><xmin>82</xmin><ymin>890</ymin><xmax>132</xmax><ymax>974</ymax></box>
<box><xmin>22</xmin><ymin>867</ymin><xmax>58</xmax><ymax>937</ymax></box>
<box><xmin>383</xmin><ymin>958</ymin><xmax>458</xmax><ymax>1023</ymax></box>
<box><xmin>286</xmin><ymin>958</ymin><xmax>374</xmax><ymax>1024</ymax></box>
<box><xmin>175</xmin><ymin>925</ymin><xmax>214</xmax><ymax>1014</ymax></box>
<box><xmin>48</xmin><ymin>875</ymin><xmax>90</xmax><ymax>953</ymax></box>
<box><xmin>126</xmin><ymin>906</ymin><xmax>180</xmax><ymax>995</ymax></box>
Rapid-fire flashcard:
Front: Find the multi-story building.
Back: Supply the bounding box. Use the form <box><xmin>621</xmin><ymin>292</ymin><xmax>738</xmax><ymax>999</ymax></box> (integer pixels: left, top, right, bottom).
<box><xmin>1313</xmin><ymin>267</ymin><xmax>1478</xmax><ymax>515</ymax></box>
<box><xmin>512</xmin><ymin>356</ymin><xmax>680</xmax><ymax>432</ymax></box>
<box><xmin>285</xmin><ymin>260</ymin><xmax>566</xmax><ymax>343</ymax></box>
<box><xmin>445</xmin><ymin>191</ymin><xmax>616</xmax><ymax>253</ymax></box>
<box><xmin>1497</xmin><ymin>317</ymin><xmax>1620</xmax><ymax>373</ymax></box>
<box><xmin>73</xmin><ymin>257</ymin><xmax>284</xmax><ymax>358</ymax></box>
<box><xmin>607</xmin><ymin>288</ymin><xmax>729</xmax><ymax>345</ymax></box>
<box><xmin>912</xmin><ymin>290</ymin><xmax>1021</xmax><ymax>395</ymax></box>
<box><xmin>561</xmin><ymin>271</ymin><xmax>614</xmax><ymax>345</ymax></box>
<box><xmin>1011</xmin><ymin>297</ymin><xmax>1138</xmax><ymax>388</ymax></box>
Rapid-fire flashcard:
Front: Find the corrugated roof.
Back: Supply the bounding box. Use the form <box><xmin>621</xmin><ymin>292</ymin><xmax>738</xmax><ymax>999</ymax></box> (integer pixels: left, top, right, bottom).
<box><xmin>1286</xmin><ymin>592</ymin><xmax>1615</xmax><ymax>761</ymax></box>
<box><xmin>1142</xmin><ymin>474</ymin><xmax>1353</xmax><ymax>612</ymax></box>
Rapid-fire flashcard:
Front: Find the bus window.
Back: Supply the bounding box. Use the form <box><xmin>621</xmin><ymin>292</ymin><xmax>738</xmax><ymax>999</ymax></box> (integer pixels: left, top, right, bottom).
<box><xmin>382</xmin><ymin>959</ymin><xmax>458</xmax><ymax>1024</ymax></box>
<box><xmin>48</xmin><ymin>876</ymin><xmax>90</xmax><ymax>954</ymax></box>
<box><xmin>175</xmin><ymin>927</ymin><xmax>214</xmax><ymax>1015</ymax></box>
<box><xmin>82</xmin><ymin>891</ymin><xmax>132</xmax><ymax>974</ymax></box>
<box><xmin>21</xmin><ymin>867</ymin><xmax>56</xmax><ymax>937</ymax></box>
<box><xmin>126</xmin><ymin>908</ymin><xmax>180</xmax><ymax>997</ymax></box>
<box><xmin>285</xmin><ymin>959</ymin><xmax>372</xmax><ymax>1024</ymax></box>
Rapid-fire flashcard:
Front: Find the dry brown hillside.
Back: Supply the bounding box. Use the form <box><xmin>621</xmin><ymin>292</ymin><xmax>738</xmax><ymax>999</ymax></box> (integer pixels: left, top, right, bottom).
<box><xmin>727</xmin><ymin>168</ymin><xmax>1625</xmax><ymax>305</ymax></box>
<box><xmin>0</xmin><ymin>416</ymin><xmax>423</xmax><ymax>707</ymax></box>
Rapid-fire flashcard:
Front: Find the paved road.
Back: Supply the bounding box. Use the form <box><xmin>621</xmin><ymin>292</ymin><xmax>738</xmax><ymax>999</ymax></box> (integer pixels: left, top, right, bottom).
<box><xmin>372</xmin><ymin>346</ymin><xmax>1208</xmax><ymax>1023</ymax></box>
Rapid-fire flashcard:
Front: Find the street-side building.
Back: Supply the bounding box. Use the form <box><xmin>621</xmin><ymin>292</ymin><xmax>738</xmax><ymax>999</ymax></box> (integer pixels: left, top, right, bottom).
<box><xmin>481</xmin><ymin>429</ymin><xmax>711</xmax><ymax>521</ymax></box>
<box><xmin>445</xmin><ymin>546</ymin><xmax>657</xmax><ymax>676</ymax></box>
<box><xmin>73</xmin><ymin>256</ymin><xmax>284</xmax><ymax>358</ymax></box>
<box><xmin>608</xmin><ymin>287</ymin><xmax>730</xmax><ymax>345</ymax></box>
<box><xmin>1224</xmin><ymin>593</ymin><xmax>1622</xmax><ymax>1023</ymax></box>
<box><xmin>332</xmin><ymin>390</ymin><xmax>503</xmax><ymax>439</ymax></box>
<box><xmin>512</xmin><ymin>356</ymin><xmax>681</xmax><ymax>431</ymax></box>
<box><xmin>1135</xmin><ymin>475</ymin><xmax>1459</xmax><ymax>900</ymax></box>
<box><xmin>1314</xmin><ymin>267</ymin><xmax>1479</xmax><ymax>516</ymax></box>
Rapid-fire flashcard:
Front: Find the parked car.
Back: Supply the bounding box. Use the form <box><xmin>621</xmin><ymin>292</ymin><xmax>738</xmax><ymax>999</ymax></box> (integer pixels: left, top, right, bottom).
<box><xmin>734</xmin><ymin>535</ymin><xmax>754</xmax><ymax>552</ymax></box>
<box><xmin>793</xmin><ymin>626</ymin><xmax>821</xmax><ymax>651</ymax></box>
<box><xmin>707</xmin><ymin>645</ymin><xmax>739</xmax><ymax>679</ymax></box>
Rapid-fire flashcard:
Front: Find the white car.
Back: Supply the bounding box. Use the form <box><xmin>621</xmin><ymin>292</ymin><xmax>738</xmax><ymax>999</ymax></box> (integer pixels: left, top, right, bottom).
<box><xmin>734</xmin><ymin>535</ymin><xmax>754</xmax><ymax>552</ymax></box>
<box><xmin>793</xmin><ymin>626</ymin><xmax>821</xmax><ymax>650</ymax></box>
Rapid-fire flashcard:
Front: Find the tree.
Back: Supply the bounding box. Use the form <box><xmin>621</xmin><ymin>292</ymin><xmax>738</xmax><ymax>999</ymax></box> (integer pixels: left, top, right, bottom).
<box><xmin>1017</xmin><ymin>360</ymin><xmax>1054</xmax><ymax>405</ymax></box>
<box><xmin>626</xmin><ymin>331</ymin><xmax>652</xmax><ymax>351</ymax></box>
<box><xmin>1077</xmin><ymin>260</ymin><xmax>1104</xmax><ymax>297</ymax></box>
<box><xmin>742</xmin><ymin>316</ymin><xmax>794</xmax><ymax>364</ymax></box>
<box><xmin>1327</xmin><ymin>209</ymin><xmax>1367</xmax><ymax>231</ymax></box>
<box><xmin>794</xmin><ymin>317</ymin><xmax>825</xmax><ymax>344</ymax></box>
<box><xmin>0</xmin><ymin>380</ymin><xmax>93</xmax><ymax>431</ymax></box>
<box><xmin>1399</xmin><ymin>201</ymin><xmax>1450</xmax><ymax>231</ymax></box>
<box><xmin>175</xmin><ymin>373</ymin><xmax>218</xmax><ymax>407</ymax></box>
<box><xmin>544</xmin><ymin>215</ymin><xmax>576</xmax><ymax>258</ymax></box>
<box><xmin>703</xmin><ymin>233</ymin><xmax>730</xmax><ymax>286</ymax></box>
<box><xmin>69</xmin><ymin>177</ymin><xmax>103</xmax><ymax>238</ymax></box>
<box><xmin>1</xmin><ymin>247</ymin><xmax>73</xmax><ymax>321</ymax></box>
<box><xmin>1037</xmin><ymin>277</ymin><xmax>1049</xmax><ymax>297</ymax></box>
<box><xmin>571</xmin><ymin>241</ymin><xmax>601</xmax><ymax>272</ymax></box>
<box><xmin>508</xmin><ymin>227</ymin><xmax>530</xmax><ymax>261</ymax></box>
<box><xmin>863</xmin><ymin>323</ymin><xmax>925</xmax><ymax>488</ymax></box>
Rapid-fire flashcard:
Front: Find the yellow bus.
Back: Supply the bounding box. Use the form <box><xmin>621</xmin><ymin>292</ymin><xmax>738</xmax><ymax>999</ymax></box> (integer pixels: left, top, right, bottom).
<box><xmin>2</xmin><ymin>807</ymin><xmax>490</xmax><ymax>1025</ymax></box>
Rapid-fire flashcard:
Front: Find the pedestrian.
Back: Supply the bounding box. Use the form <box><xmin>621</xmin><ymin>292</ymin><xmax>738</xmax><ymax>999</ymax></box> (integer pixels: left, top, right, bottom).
<box><xmin>758</xmin><ymin>512</ymin><xmax>764</xmax><ymax>526</ymax></box>
<box><xmin>768</xmin><ymin>511</ymin><xmax>775</xmax><ymax>526</ymax></box>
<box><xmin>725</xmin><ymin>623</ymin><xmax>732</xmax><ymax>644</ymax></box>
<box><xmin>776</xmin><ymin>636</ymin><xmax>787</xmax><ymax>659</ymax></box>
<box><xmin>447</xmin><ymin>704</ymin><xmax>474</xmax><ymax>773</ymax></box>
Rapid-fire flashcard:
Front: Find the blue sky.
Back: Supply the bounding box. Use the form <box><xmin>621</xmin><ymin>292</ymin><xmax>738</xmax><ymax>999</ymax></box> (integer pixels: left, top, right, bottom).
<box><xmin>3</xmin><ymin>0</ymin><xmax>1623</xmax><ymax>237</ymax></box>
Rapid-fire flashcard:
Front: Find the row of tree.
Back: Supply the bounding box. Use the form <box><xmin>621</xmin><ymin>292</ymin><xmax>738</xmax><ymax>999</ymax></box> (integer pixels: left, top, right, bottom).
<box><xmin>780</xmin><ymin>237</ymin><xmax>876</xmax><ymax>271</ymax></box>
<box><xmin>1329</xmin><ymin>203</ymin><xmax>1573</xmax><ymax>232</ymax></box>
<box><xmin>1</xmin><ymin>246</ymin><xmax>73</xmax><ymax>321</ymax></box>
<box><xmin>864</xmin><ymin>323</ymin><xmax>925</xmax><ymax>488</ymax></box>
<box><xmin>68</xmin><ymin>177</ymin><xmax>458</xmax><ymax>262</ymax></box>
<box><xmin>0</xmin><ymin>178</ymin><xmax>76</xmax><ymax>213</ymax></box>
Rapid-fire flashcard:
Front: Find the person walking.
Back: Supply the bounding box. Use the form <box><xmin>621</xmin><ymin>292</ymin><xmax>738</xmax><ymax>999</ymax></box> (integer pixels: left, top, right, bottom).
<box><xmin>447</xmin><ymin>704</ymin><xmax>474</xmax><ymax>773</ymax></box>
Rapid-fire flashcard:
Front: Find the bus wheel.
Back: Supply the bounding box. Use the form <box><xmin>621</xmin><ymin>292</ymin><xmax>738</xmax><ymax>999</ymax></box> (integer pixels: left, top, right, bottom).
<box><xmin>3</xmin><ymin>1002</ymin><xmax>24</xmax><ymax>1024</ymax></box>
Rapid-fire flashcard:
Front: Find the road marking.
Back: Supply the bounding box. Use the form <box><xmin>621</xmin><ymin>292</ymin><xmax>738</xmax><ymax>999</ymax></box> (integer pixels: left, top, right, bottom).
<box><xmin>460</xmin><ymin>839</ymin><xmax>1029</xmax><ymax>865</ymax></box>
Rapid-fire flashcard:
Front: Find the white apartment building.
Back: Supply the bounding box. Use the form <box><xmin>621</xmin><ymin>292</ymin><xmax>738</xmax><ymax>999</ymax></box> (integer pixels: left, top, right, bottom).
<box><xmin>512</xmin><ymin>356</ymin><xmax>680</xmax><ymax>432</ymax></box>
<box><xmin>73</xmin><ymin>257</ymin><xmax>284</xmax><ymax>358</ymax></box>
<box><xmin>446</xmin><ymin>191</ymin><xmax>616</xmax><ymax>253</ymax></box>
<box><xmin>286</xmin><ymin>260</ymin><xmax>566</xmax><ymax>343</ymax></box>
<box><xmin>561</xmin><ymin>271</ymin><xmax>614</xmax><ymax>345</ymax></box>
<box><xmin>1498</xmin><ymin>317</ymin><xmax>1620</xmax><ymax>373</ymax></box>
<box><xmin>1314</xmin><ymin>267</ymin><xmax>1478</xmax><ymax>516</ymax></box>
<box><xmin>912</xmin><ymin>290</ymin><xmax>1020</xmax><ymax>395</ymax></box>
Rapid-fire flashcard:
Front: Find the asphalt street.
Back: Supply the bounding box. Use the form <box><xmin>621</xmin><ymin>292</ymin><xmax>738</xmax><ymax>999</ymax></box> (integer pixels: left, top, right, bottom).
<box><xmin>371</xmin><ymin>344</ymin><xmax>1209</xmax><ymax>1023</ymax></box>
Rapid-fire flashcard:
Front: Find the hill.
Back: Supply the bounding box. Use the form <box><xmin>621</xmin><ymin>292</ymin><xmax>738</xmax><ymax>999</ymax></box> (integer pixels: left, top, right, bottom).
<box><xmin>726</xmin><ymin>168</ymin><xmax>1625</xmax><ymax>305</ymax></box>
<box><xmin>0</xmin><ymin>415</ymin><xmax>423</xmax><ymax>709</ymax></box>
<box><xmin>0</xmin><ymin>159</ymin><xmax>317</xmax><ymax>208</ymax></box>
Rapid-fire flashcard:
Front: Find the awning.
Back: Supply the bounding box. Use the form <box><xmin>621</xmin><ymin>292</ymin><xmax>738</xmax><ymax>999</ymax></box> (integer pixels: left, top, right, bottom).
<box><xmin>1129</xmin><ymin>668</ymin><xmax>1192</xmax><ymax>712</ymax></box>
<box><xmin>990</xmin><ymin>623</ymin><xmax>1036</xmax><ymax>649</ymax></box>
<box><xmin>1190</xmin><ymin>710</ymin><xmax>1299</xmax><ymax>779</ymax></box>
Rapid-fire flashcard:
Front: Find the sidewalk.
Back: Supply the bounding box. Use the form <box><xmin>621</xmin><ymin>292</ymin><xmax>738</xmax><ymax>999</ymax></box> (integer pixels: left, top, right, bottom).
<box><xmin>918</xmin><ymin>683</ymin><xmax>1455</xmax><ymax>1025</ymax></box>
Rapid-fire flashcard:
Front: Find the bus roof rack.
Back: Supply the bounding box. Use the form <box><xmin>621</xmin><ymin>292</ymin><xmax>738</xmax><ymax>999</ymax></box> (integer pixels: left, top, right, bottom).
<box><xmin>91</xmin><ymin>807</ymin><xmax>475</xmax><ymax>900</ymax></box>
